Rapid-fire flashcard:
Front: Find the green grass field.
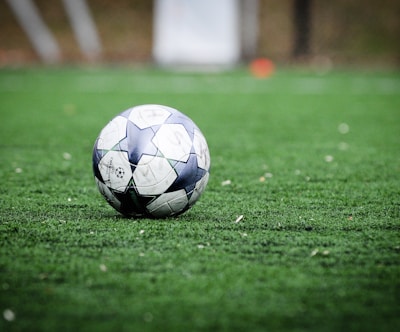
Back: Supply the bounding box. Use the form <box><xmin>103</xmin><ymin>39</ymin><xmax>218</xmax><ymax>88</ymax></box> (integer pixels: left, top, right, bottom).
<box><xmin>0</xmin><ymin>67</ymin><xmax>399</xmax><ymax>332</ymax></box>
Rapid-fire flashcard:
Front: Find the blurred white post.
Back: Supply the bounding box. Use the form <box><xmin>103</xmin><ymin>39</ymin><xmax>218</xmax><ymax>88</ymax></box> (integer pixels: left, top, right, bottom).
<box><xmin>153</xmin><ymin>0</ymin><xmax>240</xmax><ymax>69</ymax></box>
<box><xmin>241</xmin><ymin>0</ymin><xmax>259</xmax><ymax>59</ymax></box>
<box><xmin>5</xmin><ymin>0</ymin><xmax>61</xmax><ymax>64</ymax></box>
<box><xmin>61</xmin><ymin>0</ymin><xmax>102</xmax><ymax>61</ymax></box>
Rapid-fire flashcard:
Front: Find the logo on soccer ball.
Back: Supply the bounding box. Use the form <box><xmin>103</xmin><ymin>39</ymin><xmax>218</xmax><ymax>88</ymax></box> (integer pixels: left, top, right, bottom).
<box><xmin>92</xmin><ymin>104</ymin><xmax>211</xmax><ymax>218</ymax></box>
<box><xmin>115</xmin><ymin>167</ymin><xmax>125</xmax><ymax>178</ymax></box>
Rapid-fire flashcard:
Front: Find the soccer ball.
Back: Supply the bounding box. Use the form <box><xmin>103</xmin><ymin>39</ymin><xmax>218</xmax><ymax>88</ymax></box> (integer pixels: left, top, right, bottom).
<box><xmin>92</xmin><ymin>104</ymin><xmax>210</xmax><ymax>218</ymax></box>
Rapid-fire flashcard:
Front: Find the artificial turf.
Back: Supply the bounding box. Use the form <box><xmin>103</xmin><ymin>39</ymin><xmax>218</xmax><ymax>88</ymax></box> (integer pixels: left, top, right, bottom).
<box><xmin>0</xmin><ymin>67</ymin><xmax>399</xmax><ymax>332</ymax></box>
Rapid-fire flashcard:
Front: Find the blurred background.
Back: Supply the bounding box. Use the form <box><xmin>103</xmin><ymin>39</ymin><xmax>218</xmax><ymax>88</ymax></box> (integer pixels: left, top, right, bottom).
<box><xmin>0</xmin><ymin>0</ymin><xmax>399</xmax><ymax>69</ymax></box>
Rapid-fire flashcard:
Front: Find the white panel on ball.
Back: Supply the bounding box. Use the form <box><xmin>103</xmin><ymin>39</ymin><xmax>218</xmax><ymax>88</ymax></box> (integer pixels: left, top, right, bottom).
<box><xmin>147</xmin><ymin>189</ymin><xmax>189</xmax><ymax>217</ymax></box>
<box><xmin>95</xmin><ymin>178</ymin><xmax>122</xmax><ymax>210</ymax></box>
<box><xmin>97</xmin><ymin>116</ymin><xmax>127</xmax><ymax>150</ymax></box>
<box><xmin>193</xmin><ymin>129</ymin><xmax>211</xmax><ymax>170</ymax></box>
<box><xmin>153</xmin><ymin>124</ymin><xmax>192</xmax><ymax>162</ymax></box>
<box><xmin>153</xmin><ymin>0</ymin><xmax>240</xmax><ymax>67</ymax></box>
<box><xmin>128</xmin><ymin>105</ymin><xmax>171</xmax><ymax>129</ymax></box>
<box><xmin>189</xmin><ymin>173</ymin><xmax>209</xmax><ymax>206</ymax></box>
<box><xmin>98</xmin><ymin>150</ymin><xmax>132</xmax><ymax>192</ymax></box>
<box><xmin>133</xmin><ymin>155</ymin><xmax>177</xmax><ymax>195</ymax></box>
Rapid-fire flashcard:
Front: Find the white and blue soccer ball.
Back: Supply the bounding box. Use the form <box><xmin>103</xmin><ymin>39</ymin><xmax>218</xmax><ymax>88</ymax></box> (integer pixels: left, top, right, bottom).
<box><xmin>92</xmin><ymin>104</ymin><xmax>210</xmax><ymax>218</ymax></box>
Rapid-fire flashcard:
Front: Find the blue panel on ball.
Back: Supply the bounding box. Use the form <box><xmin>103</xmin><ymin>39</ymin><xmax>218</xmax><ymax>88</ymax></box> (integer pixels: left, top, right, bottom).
<box><xmin>119</xmin><ymin>108</ymin><xmax>132</xmax><ymax>119</ymax></box>
<box><xmin>125</xmin><ymin>121</ymin><xmax>158</xmax><ymax>165</ymax></box>
<box><xmin>168</xmin><ymin>154</ymin><xmax>207</xmax><ymax>193</ymax></box>
<box><xmin>164</xmin><ymin>112</ymin><xmax>196</xmax><ymax>140</ymax></box>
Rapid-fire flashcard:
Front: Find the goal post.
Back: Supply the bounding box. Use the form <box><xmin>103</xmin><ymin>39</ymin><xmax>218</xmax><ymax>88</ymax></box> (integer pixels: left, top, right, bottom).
<box><xmin>61</xmin><ymin>0</ymin><xmax>102</xmax><ymax>61</ymax></box>
<box><xmin>5</xmin><ymin>0</ymin><xmax>61</xmax><ymax>63</ymax></box>
<box><xmin>6</xmin><ymin>0</ymin><xmax>101</xmax><ymax>63</ymax></box>
<box><xmin>153</xmin><ymin>0</ymin><xmax>242</xmax><ymax>68</ymax></box>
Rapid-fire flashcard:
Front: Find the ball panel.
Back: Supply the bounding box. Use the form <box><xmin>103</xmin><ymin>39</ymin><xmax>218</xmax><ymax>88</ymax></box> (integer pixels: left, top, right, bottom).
<box><xmin>128</xmin><ymin>105</ymin><xmax>171</xmax><ymax>129</ymax></box>
<box><xmin>193</xmin><ymin>128</ymin><xmax>211</xmax><ymax>171</ymax></box>
<box><xmin>188</xmin><ymin>172</ymin><xmax>210</xmax><ymax>206</ymax></box>
<box><xmin>93</xmin><ymin>139</ymin><xmax>106</xmax><ymax>181</ymax></box>
<box><xmin>153</xmin><ymin>124</ymin><xmax>192</xmax><ymax>162</ymax></box>
<box><xmin>125</xmin><ymin>121</ymin><xmax>158</xmax><ymax>166</ymax></box>
<box><xmin>95</xmin><ymin>177</ymin><xmax>122</xmax><ymax>211</ymax></box>
<box><xmin>98</xmin><ymin>150</ymin><xmax>132</xmax><ymax>192</ymax></box>
<box><xmin>112</xmin><ymin>188</ymin><xmax>150</xmax><ymax>217</ymax></box>
<box><xmin>133</xmin><ymin>155</ymin><xmax>177</xmax><ymax>195</ymax></box>
<box><xmin>97</xmin><ymin>116</ymin><xmax>128</xmax><ymax>150</ymax></box>
<box><xmin>167</xmin><ymin>154</ymin><xmax>206</xmax><ymax>193</ymax></box>
<box><xmin>147</xmin><ymin>189</ymin><xmax>189</xmax><ymax>217</ymax></box>
<box><xmin>164</xmin><ymin>110</ymin><xmax>195</xmax><ymax>134</ymax></box>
